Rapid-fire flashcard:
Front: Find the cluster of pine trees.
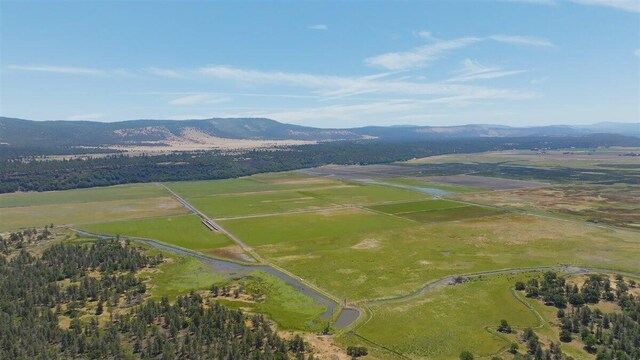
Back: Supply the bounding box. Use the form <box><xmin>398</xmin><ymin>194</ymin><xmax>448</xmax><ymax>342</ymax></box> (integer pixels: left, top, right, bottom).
<box><xmin>0</xmin><ymin>237</ymin><xmax>311</xmax><ymax>359</ymax></box>
<box><xmin>516</xmin><ymin>272</ymin><xmax>639</xmax><ymax>359</ymax></box>
<box><xmin>0</xmin><ymin>224</ymin><xmax>54</xmax><ymax>252</ymax></box>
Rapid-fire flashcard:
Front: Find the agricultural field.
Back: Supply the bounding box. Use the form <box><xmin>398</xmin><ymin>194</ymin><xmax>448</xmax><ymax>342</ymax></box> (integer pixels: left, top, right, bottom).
<box><xmin>244</xmin><ymin>213</ymin><xmax>640</xmax><ymax>301</ymax></box>
<box><xmin>80</xmin><ymin>214</ymin><xmax>233</xmax><ymax>250</ymax></box>
<box><xmin>3</xmin><ymin>166</ymin><xmax>639</xmax><ymax>359</ymax></box>
<box><xmin>0</xmin><ymin>196</ymin><xmax>186</xmax><ymax>231</ymax></box>
<box><xmin>0</xmin><ymin>183</ymin><xmax>170</xmax><ymax>207</ymax></box>
<box><xmin>350</xmin><ymin>273</ymin><xmax>541</xmax><ymax>359</ymax></box>
<box><xmin>219</xmin><ymin>208</ymin><xmax>415</xmax><ymax>247</ymax></box>
<box><xmin>0</xmin><ymin>183</ymin><xmax>186</xmax><ymax>231</ymax></box>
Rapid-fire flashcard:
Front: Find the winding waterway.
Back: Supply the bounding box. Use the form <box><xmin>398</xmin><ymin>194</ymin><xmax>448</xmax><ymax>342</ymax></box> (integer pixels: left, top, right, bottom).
<box><xmin>72</xmin><ymin>229</ymin><xmax>359</xmax><ymax>328</ymax></box>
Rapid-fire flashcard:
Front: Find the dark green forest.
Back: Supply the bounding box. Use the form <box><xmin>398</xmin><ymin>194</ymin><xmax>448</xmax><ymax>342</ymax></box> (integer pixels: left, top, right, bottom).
<box><xmin>0</xmin><ymin>231</ymin><xmax>311</xmax><ymax>359</ymax></box>
<box><xmin>2</xmin><ymin>134</ymin><xmax>637</xmax><ymax>193</ymax></box>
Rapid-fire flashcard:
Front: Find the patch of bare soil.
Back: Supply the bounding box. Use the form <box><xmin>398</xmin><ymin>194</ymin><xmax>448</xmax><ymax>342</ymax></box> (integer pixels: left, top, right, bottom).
<box><xmin>351</xmin><ymin>239</ymin><xmax>381</xmax><ymax>250</ymax></box>
<box><xmin>281</xmin><ymin>332</ymin><xmax>350</xmax><ymax>360</ymax></box>
<box><xmin>208</xmin><ymin>245</ymin><xmax>255</xmax><ymax>262</ymax></box>
<box><xmin>109</xmin><ymin>127</ymin><xmax>317</xmax><ymax>153</ymax></box>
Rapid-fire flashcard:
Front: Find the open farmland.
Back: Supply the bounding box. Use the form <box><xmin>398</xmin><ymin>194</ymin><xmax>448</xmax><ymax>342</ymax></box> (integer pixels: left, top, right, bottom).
<box><xmin>219</xmin><ymin>208</ymin><xmax>415</xmax><ymax>247</ymax></box>
<box><xmin>240</xmin><ymin>213</ymin><xmax>640</xmax><ymax>301</ymax></box>
<box><xmin>350</xmin><ymin>274</ymin><xmax>541</xmax><ymax>359</ymax></box>
<box><xmin>3</xmin><ymin>166</ymin><xmax>640</xmax><ymax>359</ymax></box>
<box><xmin>0</xmin><ymin>196</ymin><xmax>186</xmax><ymax>231</ymax></box>
<box><xmin>80</xmin><ymin>214</ymin><xmax>233</xmax><ymax>251</ymax></box>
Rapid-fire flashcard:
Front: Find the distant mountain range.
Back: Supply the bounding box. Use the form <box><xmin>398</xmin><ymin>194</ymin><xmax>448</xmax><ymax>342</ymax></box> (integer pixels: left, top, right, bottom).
<box><xmin>0</xmin><ymin>116</ymin><xmax>638</xmax><ymax>148</ymax></box>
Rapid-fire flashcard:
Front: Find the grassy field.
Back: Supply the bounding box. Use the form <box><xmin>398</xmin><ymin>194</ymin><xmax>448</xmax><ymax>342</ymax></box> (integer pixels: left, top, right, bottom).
<box><xmin>145</xmin><ymin>253</ymin><xmax>228</xmax><ymax>300</ymax></box>
<box><xmin>368</xmin><ymin>199</ymin><xmax>467</xmax><ymax>214</ymax></box>
<box><xmin>0</xmin><ymin>196</ymin><xmax>186</xmax><ymax>231</ymax></box>
<box><xmin>352</xmin><ymin>273</ymin><xmax>541</xmax><ymax>359</ymax></box>
<box><xmin>220</xmin><ymin>208</ymin><xmax>415</xmax><ymax>247</ymax></box>
<box><xmin>0</xmin><ymin>183</ymin><xmax>169</xmax><ymax>207</ymax></box>
<box><xmin>143</xmin><ymin>249</ymin><xmax>326</xmax><ymax>331</ymax></box>
<box><xmin>249</xmin><ymin>213</ymin><xmax>640</xmax><ymax>301</ymax></box>
<box><xmin>188</xmin><ymin>190</ymin><xmax>337</xmax><ymax>218</ymax></box>
<box><xmin>399</xmin><ymin>205</ymin><xmax>505</xmax><ymax>223</ymax></box>
<box><xmin>165</xmin><ymin>172</ymin><xmax>344</xmax><ymax>199</ymax></box>
<box><xmin>80</xmin><ymin>214</ymin><xmax>233</xmax><ymax>250</ymax></box>
<box><xmin>234</xmin><ymin>271</ymin><xmax>328</xmax><ymax>331</ymax></box>
<box><xmin>6</xmin><ymin>168</ymin><xmax>640</xmax><ymax>359</ymax></box>
<box><xmin>303</xmin><ymin>183</ymin><xmax>430</xmax><ymax>205</ymax></box>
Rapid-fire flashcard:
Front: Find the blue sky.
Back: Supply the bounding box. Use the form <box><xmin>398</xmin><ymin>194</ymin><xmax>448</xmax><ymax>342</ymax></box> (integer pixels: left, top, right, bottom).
<box><xmin>1</xmin><ymin>0</ymin><xmax>638</xmax><ymax>128</ymax></box>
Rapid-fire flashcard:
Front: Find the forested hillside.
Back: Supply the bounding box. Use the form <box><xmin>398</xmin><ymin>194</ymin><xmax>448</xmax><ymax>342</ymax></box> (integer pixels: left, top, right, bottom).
<box><xmin>0</xmin><ymin>230</ymin><xmax>310</xmax><ymax>359</ymax></box>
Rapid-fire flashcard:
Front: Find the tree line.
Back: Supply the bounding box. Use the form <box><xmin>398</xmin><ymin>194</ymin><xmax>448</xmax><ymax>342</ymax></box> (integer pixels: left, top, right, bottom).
<box><xmin>2</xmin><ymin>135</ymin><xmax>636</xmax><ymax>193</ymax></box>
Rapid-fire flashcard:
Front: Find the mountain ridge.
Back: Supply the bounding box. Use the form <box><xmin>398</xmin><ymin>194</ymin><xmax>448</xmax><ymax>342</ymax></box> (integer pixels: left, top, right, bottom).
<box><xmin>1</xmin><ymin>116</ymin><xmax>638</xmax><ymax>148</ymax></box>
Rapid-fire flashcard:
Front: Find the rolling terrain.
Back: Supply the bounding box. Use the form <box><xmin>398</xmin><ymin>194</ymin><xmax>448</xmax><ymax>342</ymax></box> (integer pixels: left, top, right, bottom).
<box><xmin>1</xmin><ymin>149</ymin><xmax>639</xmax><ymax>359</ymax></box>
<box><xmin>1</xmin><ymin>116</ymin><xmax>638</xmax><ymax>151</ymax></box>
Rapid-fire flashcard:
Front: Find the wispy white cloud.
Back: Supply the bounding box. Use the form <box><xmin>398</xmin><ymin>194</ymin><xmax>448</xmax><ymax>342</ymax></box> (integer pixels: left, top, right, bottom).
<box><xmin>67</xmin><ymin>113</ymin><xmax>105</xmax><ymax>120</ymax></box>
<box><xmin>146</xmin><ymin>67</ymin><xmax>185</xmax><ymax>78</ymax></box>
<box><xmin>365</xmin><ymin>37</ymin><xmax>482</xmax><ymax>70</ymax></box>
<box><xmin>530</xmin><ymin>76</ymin><xmax>550</xmax><ymax>84</ymax></box>
<box><xmin>7</xmin><ymin>65</ymin><xmax>107</xmax><ymax>76</ymax></box>
<box><xmin>365</xmin><ymin>34</ymin><xmax>553</xmax><ymax>70</ymax></box>
<box><xmin>489</xmin><ymin>35</ymin><xmax>554</xmax><ymax>47</ymax></box>
<box><xmin>446</xmin><ymin>59</ymin><xmax>528</xmax><ymax>82</ymax></box>
<box><xmin>7</xmin><ymin>65</ymin><xmax>134</xmax><ymax>77</ymax></box>
<box><xmin>571</xmin><ymin>0</ymin><xmax>640</xmax><ymax>13</ymax></box>
<box><xmin>308</xmin><ymin>24</ymin><xmax>328</xmax><ymax>30</ymax></box>
<box><xmin>504</xmin><ymin>0</ymin><xmax>640</xmax><ymax>12</ymax></box>
<box><xmin>190</xmin><ymin>65</ymin><xmax>534</xmax><ymax>101</ymax></box>
<box><xmin>635</xmin><ymin>49</ymin><xmax>640</xmax><ymax>58</ymax></box>
<box><xmin>416</xmin><ymin>30</ymin><xmax>439</xmax><ymax>41</ymax></box>
<box><xmin>168</xmin><ymin>94</ymin><xmax>230</xmax><ymax>105</ymax></box>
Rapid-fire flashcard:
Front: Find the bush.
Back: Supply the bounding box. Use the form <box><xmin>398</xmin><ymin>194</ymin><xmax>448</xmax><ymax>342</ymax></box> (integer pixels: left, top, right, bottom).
<box><xmin>460</xmin><ymin>351</ymin><xmax>474</xmax><ymax>360</ymax></box>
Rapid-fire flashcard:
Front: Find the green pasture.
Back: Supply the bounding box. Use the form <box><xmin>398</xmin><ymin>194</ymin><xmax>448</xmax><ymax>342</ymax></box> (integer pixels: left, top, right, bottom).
<box><xmin>219</xmin><ymin>208</ymin><xmax>415</xmax><ymax>247</ymax></box>
<box><xmin>355</xmin><ymin>274</ymin><xmax>540</xmax><ymax>359</ymax></box>
<box><xmin>0</xmin><ymin>183</ymin><xmax>169</xmax><ymax>208</ymax></box>
<box><xmin>368</xmin><ymin>199</ymin><xmax>465</xmax><ymax>215</ymax></box>
<box><xmin>234</xmin><ymin>271</ymin><xmax>328</xmax><ymax>331</ymax></box>
<box><xmin>80</xmin><ymin>214</ymin><xmax>232</xmax><ymax>250</ymax></box>
<box><xmin>400</xmin><ymin>205</ymin><xmax>505</xmax><ymax>223</ymax></box>
<box><xmin>0</xmin><ymin>196</ymin><xmax>186</xmax><ymax>231</ymax></box>
<box><xmin>303</xmin><ymin>183</ymin><xmax>430</xmax><ymax>205</ymax></box>
<box><xmin>165</xmin><ymin>173</ymin><xmax>344</xmax><ymax>199</ymax></box>
<box><xmin>145</xmin><ymin>252</ymin><xmax>326</xmax><ymax>331</ymax></box>
<box><xmin>188</xmin><ymin>191</ymin><xmax>336</xmax><ymax>218</ymax></box>
<box><xmin>251</xmin><ymin>214</ymin><xmax>640</xmax><ymax>301</ymax></box>
<box><xmin>145</xmin><ymin>254</ymin><xmax>228</xmax><ymax>300</ymax></box>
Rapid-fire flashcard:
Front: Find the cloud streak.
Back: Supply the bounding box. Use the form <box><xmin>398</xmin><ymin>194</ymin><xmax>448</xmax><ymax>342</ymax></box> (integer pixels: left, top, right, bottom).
<box><xmin>308</xmin><ymin>24</ymin><xmax>328</xmax><ymax>30</ymax></box>
<box><xmin>365</xmin><ymin>34</ymin><xmax>553</xmax><ymax>70</ymax></box>
<box><xmin>168</xmin><ymin>94</ymin><xmax>230</xmax><ymax>105</ymax></box>
<box><xmin>7</xmin><ymin>65</ymin><xmax>108</xmax><ymax>76</ymax></box>
<box><xmin>571</xmin><ymin>0</ymin><xmax>640</xmax><ymax>13</ymax></box>
<box><xmin>446</xmin><ymin>59</ymin><xmax>528</xmax><ymax>82</ymax></box>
